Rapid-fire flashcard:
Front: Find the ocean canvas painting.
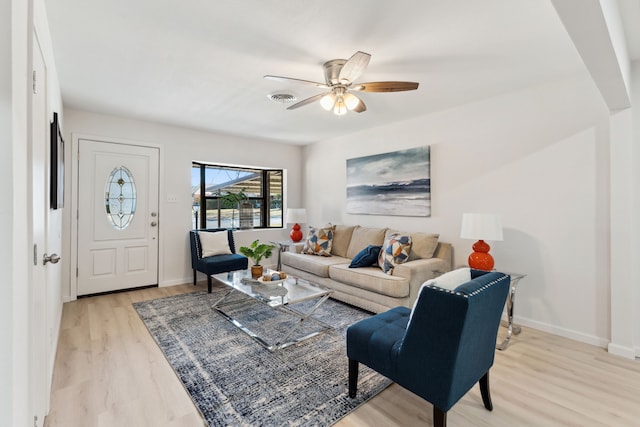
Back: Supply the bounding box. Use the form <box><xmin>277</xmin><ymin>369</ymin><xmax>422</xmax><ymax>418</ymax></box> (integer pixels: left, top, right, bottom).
<box><xmin>346</xmin><ymin>146</ymin><xmax>431</xmax><ymax>217</ymax></box>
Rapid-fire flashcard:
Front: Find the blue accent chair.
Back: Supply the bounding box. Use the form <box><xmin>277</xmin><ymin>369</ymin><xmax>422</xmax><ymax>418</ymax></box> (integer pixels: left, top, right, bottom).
<box><xmin>347</xmin><ymin>270</ymin><xmax>510</xmax><ymax>427</ymax></box>
<box><xmin>189</xmin><ymin>228</ymin><xmax>248</xmax><ymax>293</ymax></box>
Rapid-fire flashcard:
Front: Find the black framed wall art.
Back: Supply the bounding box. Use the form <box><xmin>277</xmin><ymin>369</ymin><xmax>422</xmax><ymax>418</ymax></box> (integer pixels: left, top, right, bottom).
<box><xmin>50</xmin><ymin>112</ymin><xmax>64</xmax><ymax>209</ymax></box>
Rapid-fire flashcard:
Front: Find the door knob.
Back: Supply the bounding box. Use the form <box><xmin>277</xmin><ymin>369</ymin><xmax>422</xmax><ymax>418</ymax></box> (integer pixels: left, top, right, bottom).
<box><xmin>43</xmin><ymin>253</ymin><xmax>60</xmax><ymax>265</ymax></box>
<box><xmin>151</xmin><ymin>221</ymin><xmax>158</xmax><ymax>227</ymax></box>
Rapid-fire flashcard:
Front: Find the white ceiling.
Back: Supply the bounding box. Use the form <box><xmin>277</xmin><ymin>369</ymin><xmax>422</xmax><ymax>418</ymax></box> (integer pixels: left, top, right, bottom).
<box><xmin>45</xmin><ymin>0</ymin><xmax>598</xmax><ymax>145</ymax></box>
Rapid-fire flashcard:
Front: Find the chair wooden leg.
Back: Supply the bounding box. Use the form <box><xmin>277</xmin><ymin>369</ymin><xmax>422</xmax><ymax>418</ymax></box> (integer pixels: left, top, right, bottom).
<box><xmin>348</xmin><ymin>359</ymin><xmax>359</xmax><ymax>398</ymax></box>
<box><xmin>433</xmin><ymin>407</ymin><xmax>447</xmax><ymax>427</ymax></box>
<box><xmin>479</xmin><ymin>371</ymin><xmax>493</xmax><ymax>411</ymax></box>
<box><xmin>193</xmin><ymin>269</ymin><xmax>197</xmax><ymax>286</ymax></box>
<box><xmin>207</xmin><ymin>275</ymin><xmax>212</xmax><ymax>293</ymax></box>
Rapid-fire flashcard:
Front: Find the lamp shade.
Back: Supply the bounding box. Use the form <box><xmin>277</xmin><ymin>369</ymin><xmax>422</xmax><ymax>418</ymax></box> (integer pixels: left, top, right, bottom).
<box><xmin>460</xmin><ymin>213</ymin><xmax>503</xmax><ymax>241</ymax></box>
<box><xmin>285</xmin><ymin>208</ymin><xmax>307</xmax><ymax>224</ymax></box>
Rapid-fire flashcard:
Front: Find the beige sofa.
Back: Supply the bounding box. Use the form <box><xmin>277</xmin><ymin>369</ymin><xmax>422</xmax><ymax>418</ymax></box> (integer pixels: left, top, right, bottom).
<box><xmin>281</xmin><ymin>225</ymin><xmax>452</xmax><ymax>313</ymax></box>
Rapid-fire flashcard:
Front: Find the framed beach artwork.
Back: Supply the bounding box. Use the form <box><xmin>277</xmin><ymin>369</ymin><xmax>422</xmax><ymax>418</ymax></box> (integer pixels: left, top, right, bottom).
<box><xmin>346</xmin><ymin>146</ymin><xmax>431</xmax><ymax>217</ymax></box>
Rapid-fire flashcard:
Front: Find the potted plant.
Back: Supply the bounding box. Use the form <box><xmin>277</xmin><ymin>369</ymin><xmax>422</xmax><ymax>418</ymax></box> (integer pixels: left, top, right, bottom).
<box><xmin>218</xmin><ymin>188</ymin><xmax>248</xmax><ymax>229</ymax></box>
<box><xmin>239</xmin><ymin>239</ymin><xmax>275</xmax><ymax>277</ymax></box>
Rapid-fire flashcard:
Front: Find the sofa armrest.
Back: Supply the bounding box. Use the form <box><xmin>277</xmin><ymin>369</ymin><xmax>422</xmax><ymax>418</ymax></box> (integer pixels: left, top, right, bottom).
<box><xmin>393</xmin><ymin>257</ymin><xmax>451</xmax><ymax>305</ymax></box>
<box><xmin>432</xmin><ymin>242</ymin><xmax>452</xmax><ymax>267</ymax></box>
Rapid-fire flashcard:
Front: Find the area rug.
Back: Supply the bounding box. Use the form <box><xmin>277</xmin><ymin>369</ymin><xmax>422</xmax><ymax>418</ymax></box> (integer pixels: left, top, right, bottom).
<box><xmin>133</xmin><ymin>290</ymin><xmax>392</xmax><ymax>426</ymax></box>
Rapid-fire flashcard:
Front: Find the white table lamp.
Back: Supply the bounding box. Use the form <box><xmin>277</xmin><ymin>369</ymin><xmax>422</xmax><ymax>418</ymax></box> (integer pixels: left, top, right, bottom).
<box><xmin>286</xmin><ymin>208</ymin><xmax>307</xmax><ymax>242</ymax></box>
<box><xmin>460</xmin><ymin>213</ymin><xmax>503</xmax><ymax>271</ymax></box>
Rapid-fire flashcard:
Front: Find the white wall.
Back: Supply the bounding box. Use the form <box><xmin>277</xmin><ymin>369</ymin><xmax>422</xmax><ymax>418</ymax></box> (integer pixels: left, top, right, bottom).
<box><xmin>304</xmin><ymin>73</ymin><xmax>612</xmax><ymax>346</ymax></box>
<box><xmin>62</xmin><ymin>109</ymin><xmax>301</xmax><ymax>298</ymax></box>
<box><xmin>7</xmin><ymin>0</ymin><xmax>33</xmax><ymax>424</ymax></box>
<box><xmin>2</xmin><ymin>0</ymin><xmax>18</xmax><ymax>424</ymax></box>
<box><xmin>552</xmin><ymin>0</ymin><xmax>637</xmax><ymax>359</ymax></box>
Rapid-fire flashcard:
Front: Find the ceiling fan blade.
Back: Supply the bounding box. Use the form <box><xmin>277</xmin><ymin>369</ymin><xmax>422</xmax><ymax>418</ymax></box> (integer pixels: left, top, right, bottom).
<box><xmin>338</xmin><ymin>51</ymin><xmax>371</xmax><ymax>84</ymax></box>
<box><xmin>286</xmin><ymin>92</ymin><xmax>329</xmax><ymax>110</ymax></box>
<box><xmin>351</xmin><ymin>81</ymin><xmax>419</xmax><ymax>92</ymax></box>
<box><xmin>264</xmin><ymin>75</ymin><xmax>330</xmax><ymax>89</ymax></box>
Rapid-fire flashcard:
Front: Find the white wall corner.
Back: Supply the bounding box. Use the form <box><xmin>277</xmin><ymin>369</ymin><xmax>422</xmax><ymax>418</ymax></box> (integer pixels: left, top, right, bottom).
<box><xmin>609</xmin><ymin>109</ymin><xmax>636</xmax><ymax>359</ymax></box>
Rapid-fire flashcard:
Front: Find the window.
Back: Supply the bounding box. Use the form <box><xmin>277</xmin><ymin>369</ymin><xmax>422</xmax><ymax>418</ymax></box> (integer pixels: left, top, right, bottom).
<box><xmin>192</xmin><ymin>162</ymin><xmax>283</xmax><ymax>230</ymax></box>
<box><xmin>105</xmin><ymin>166</ymin><xmax>136</xmax><ymax>230</ymax></box>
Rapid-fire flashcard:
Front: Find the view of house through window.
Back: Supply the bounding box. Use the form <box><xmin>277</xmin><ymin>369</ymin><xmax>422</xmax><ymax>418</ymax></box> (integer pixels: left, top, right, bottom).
<box><xmin>191</xmin><ymin>162</ymin><xmax>283</xmax><ymax>230</ymax></box>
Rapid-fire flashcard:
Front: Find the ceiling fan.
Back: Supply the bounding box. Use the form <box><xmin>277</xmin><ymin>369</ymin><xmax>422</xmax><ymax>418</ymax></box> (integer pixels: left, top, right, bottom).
<box><xmin>264</xmin><ymin>51</ymin><xmax>419</xmax><ymax>115</ymax></box>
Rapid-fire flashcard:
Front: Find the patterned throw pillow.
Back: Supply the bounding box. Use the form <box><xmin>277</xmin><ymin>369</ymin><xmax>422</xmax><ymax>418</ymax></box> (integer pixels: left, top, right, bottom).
<box><xmin>378</xmin><ymin>233</ymin><xmax>412</xmax><ymax>274</ymax></box>
<box><xmin>302</xmin><ymin>226</ymin><xmax>334</xmax><ymax>256</ymax></box>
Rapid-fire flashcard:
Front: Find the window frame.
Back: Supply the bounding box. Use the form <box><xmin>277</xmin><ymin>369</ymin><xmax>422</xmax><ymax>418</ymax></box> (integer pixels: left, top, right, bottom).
<box><xmin>192</xmin><ymin>162</ymin><xmax>283</xmax><ymax>230</ymax></box>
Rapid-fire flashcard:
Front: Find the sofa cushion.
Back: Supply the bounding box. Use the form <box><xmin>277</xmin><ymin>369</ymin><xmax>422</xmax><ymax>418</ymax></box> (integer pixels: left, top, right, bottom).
<box><xmin>378</xmin><ymin>233</ymin><xmax>412</xmax><ymax>274</ymax></box>
<box><xmin>198</xmin><ymin>230</ymin><xmax>231</xmax><ymax>257</ymax></box>
<box><xmin>331</xmin><ymin>225</ymin><xmax>356</xmax><ymax>257</ymax></box>
<box><xmin>329</xmin><ymin>264</ymin><xmax>410</xmax><ymax>298</ymax></box>
<box><xmin>349</xmin><ymin>245</ymin><xmax>382</xmax><ymax>268</ymax></box>
<box><xmin>385</xmin><ymin>229</ymin><xmax>439</xmax><ymax>261</ymax></box>
<box><xmin>302</xmin><ymin>225</ymin><xmax>335</xmax><ymax>256</ymax></box>
<box><xmin>281</xmin><ymin>252</ymin><xmax>349</xmax><ymax>278</ymax></box>
<box><xmin>346</xmin><ymin>226</ymin><xmax>388</xmax><ymax>259</ymax></box>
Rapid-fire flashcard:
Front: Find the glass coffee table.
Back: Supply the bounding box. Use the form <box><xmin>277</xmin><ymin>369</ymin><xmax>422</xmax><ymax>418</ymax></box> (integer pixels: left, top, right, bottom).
<box><xmin>211</xmin><ymin>269</ymin><xmax>334</xmax><ymax>352</ymax></box>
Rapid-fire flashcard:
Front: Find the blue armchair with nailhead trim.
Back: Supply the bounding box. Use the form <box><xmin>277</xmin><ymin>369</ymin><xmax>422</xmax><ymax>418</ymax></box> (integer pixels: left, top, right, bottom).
<box><xmin>347</xmin><ymin>269</ymin><xmax>510</xmax><ymax>427</ymax></box>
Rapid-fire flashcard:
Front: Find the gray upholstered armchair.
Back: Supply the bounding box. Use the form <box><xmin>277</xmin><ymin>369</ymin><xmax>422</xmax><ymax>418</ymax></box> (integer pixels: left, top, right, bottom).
<box><xmin>189</xmin><ymin>228</ymin><xmax>248</xmax><ymax>293</ymax></box>
<box><xmin>346</xmin><ymin>269</ymin><xmax>510</xmax><ymax>427</ymax></box>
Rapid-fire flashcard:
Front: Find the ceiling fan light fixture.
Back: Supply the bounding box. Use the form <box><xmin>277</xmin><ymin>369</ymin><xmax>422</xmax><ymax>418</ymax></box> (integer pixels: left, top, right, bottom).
<box><xmin>343</xmin><ymin>92</ymin><xmax>360</xmax><ymax>111</ymax></box>
<box><xmin>333</xmin><ymin>96</ymin><xmax>348</xmax><ymax>115</ymax></box>
<box><xmin>265</xmin><ymin>51</ymin><xmax>419</xmax><ymax>115</ymax></box>
<box><xmin>320</xmin><ymin>93</ymin><xmax>336</xmax><ymax>111</ymax></box>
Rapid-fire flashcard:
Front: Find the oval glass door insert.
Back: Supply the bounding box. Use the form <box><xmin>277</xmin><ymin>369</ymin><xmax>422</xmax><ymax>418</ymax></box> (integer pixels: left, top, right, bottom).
<box><xmin>105</xmin><ymin>166</ymin><xmax>137</xmax><ymax>229</ymax></box>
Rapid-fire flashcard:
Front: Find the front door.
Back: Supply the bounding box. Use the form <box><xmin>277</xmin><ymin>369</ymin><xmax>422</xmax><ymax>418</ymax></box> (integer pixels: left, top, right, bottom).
<box><xmin>77</xmin><ymin>139</ymin><xmax>159</xmax><ymax>295</ymax></box>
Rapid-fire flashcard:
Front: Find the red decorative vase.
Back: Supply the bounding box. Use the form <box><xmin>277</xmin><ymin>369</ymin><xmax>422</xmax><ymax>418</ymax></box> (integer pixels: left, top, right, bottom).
<box><xmin>290</xmin><ymin>223</ymin><xmax>303</xmax><ymax>242</ymax></box>
<box><xmin>467</xmin><ymin>239</ymin><xmax>494</xmax><ymax>271</ymax></box>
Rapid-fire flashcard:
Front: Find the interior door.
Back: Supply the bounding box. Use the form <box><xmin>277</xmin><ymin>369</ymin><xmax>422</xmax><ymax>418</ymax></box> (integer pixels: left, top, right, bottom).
<box><xmin>30</xmin><ymin>33</ymin><xmax>48</xmax><ymax>427</ymax></box>
<box><xmin>77</xmin><ymin>139</ymin><xmax>159</xmax><ymax>295</ymax></box>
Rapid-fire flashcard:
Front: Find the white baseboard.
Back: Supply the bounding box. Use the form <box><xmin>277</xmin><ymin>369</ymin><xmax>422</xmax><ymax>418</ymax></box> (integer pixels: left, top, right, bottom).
<box><xmin>512</xmin><ymin>316</ymin><xmax>609</xmax><ymax>349</ymax></box>
<box><xmin>607</xmin><ymin>343</ymin><xmax>637</xmax><ymax>360</ymax></box>
<box><xmin>160</xmin><ymin>277</ymin><xmax>193</xmax><ymax>287</ymax></box>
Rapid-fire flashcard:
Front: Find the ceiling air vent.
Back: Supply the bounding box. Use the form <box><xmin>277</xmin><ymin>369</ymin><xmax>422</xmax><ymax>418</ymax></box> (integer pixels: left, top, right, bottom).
<box><xmin>267</xmin><ymin>93</ymin><xmax>297</xmax><ymax>103</ymax></box>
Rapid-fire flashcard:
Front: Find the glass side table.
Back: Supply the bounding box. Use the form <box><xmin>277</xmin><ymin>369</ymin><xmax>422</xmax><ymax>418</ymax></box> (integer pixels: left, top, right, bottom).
<box><xmin>496</xmin><ymin>272</ymin><xmax>526</xmax><ymax>351</ymax></box>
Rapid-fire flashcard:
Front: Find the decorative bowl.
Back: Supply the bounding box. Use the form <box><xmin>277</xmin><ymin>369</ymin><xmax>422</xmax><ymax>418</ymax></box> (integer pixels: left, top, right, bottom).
<box><xmin>257</xmin><ymin>276</ymin><xmax>286</xmax><ymax>285</ymax></box>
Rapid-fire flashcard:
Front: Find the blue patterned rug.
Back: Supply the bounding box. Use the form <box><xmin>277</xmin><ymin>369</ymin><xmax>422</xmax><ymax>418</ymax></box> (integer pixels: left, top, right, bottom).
<box><xmin>134</xmin><ymin>290</ymin><xmax>391</xmax><ymax>426</ymax></box>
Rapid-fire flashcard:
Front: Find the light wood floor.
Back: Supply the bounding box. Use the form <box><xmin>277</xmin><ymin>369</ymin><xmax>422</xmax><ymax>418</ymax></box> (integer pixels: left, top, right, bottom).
<box><xmin>45</xmin><ymin>282</ymin><xmax>640</xmax><ymax>427</ymax></box>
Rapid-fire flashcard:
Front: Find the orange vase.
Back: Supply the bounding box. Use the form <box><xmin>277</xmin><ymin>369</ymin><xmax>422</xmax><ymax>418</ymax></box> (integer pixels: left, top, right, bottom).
<box><xmin>467</xmin><ymin>240</ymin><xmax>494</xmax><ymax>271</ymax></box>
<box><xmin>290</xmin><ymin>223</ymin><xmax>303</xmax><ymax>242</ymax></box>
